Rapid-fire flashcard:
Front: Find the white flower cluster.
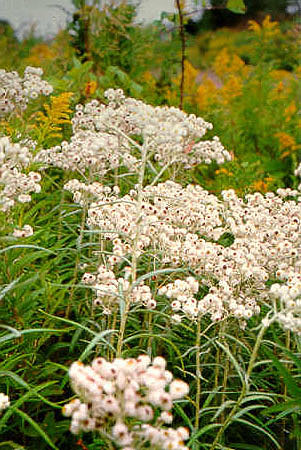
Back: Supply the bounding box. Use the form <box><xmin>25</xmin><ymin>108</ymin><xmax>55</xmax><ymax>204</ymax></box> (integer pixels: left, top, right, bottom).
<box><xmin>12</xmin><ymin>224</ymin><xmax>34</xmax><ymax>238</ymax></box>
<box><xmin>63</xmin><ymin>179</ymin><xmax>114</xmax><ymax>206</ymax></box>
<box><xmin>0</xmin><ymin>136</ymin><xmax>41</xmax><ymax>212</ymax></box>
<box><xmin>35</xmin><ymin>88</ymin><xmax>231</xmax><ymax>174</ymax></box>
<box><xmin>34</xmin><ymin>129</ymin><xmax>138</xmax><ymax>175</ymax></box>
<box><xmin>158</xmin><ymin>277</ymin><xmax>199</xmax><ymax>322</ymax></box>
<box><xmin>63</xmin><ymin>356</ymin><xmax>189</xmax><ymax>449</ymax></box>
<box><xmin>0</xmin><ymin>393</ymin><xmax>10</xmax><ymax>411</ymax></box>
<box><xmin>82</xmin><ymin>265</ymin><xmax>156</xmax><ymax>313</ymax></box>
<box><xmin>98</xmin><ymin>89</ymin><xmax>232</xmax><ymax>168</ymax></box>
<box><xmin>270</xmin><ymin>272</ymin><xmax>301</xmax><ymax>335</ymax></box>
<box><xmin>66</xmin><ymin>178</ymin><xmax>300</xmax><ymax>326</ymax></box>
<box><xmin>0</xmin><ymin>66</ymin><xmax>53</xmax><ymax>116</ymax></box>
<box><xmin>65</xmin><ymin>179</ymin><xmax>225</xmax><ymax>260</ymax></box>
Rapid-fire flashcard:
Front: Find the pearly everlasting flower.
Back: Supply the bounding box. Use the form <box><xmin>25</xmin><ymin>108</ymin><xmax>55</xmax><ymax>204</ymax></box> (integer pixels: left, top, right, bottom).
<box><xmin>169</xmin><ymin>379</ymin><xmax>190</xmax><ymax>400</ymax></box>
<box><xmin>35</xmin><ymin>88</ymin><xmax>231</xmax><ymax>177</ymax></box>
<box><xmin>0</xmin><ymin>66</ymin><xmax>53</xmax><ymax>116</ymax></box>
<box><xmin>65</xmin><ymin>174</ymin><xmax>300</xmax><ymax>324</ymax></box>
<box><xmin>13</xmin><ymin>224</ymin><xmax>34</xmax><ymax>238</ymax></box>
<box><xmin>81</xmin><ymin>263</ymin><xmax>156</xmax><ymax>313</ymax></box>
<box><xmin>270</xmin><ymin>275</ymin><xmax>301</xmax><ymax>335</ymax></box>
<box><xmin>63</xmin><ymin>356</ymin><xmax>189</xmax><ymax>448</ymax></box>
<box><xmin>0</xmin><ymin>136</ymin><xmax>42</xmax><ymax>212</ymax></box>
<box><xmin>0</xmin><ymin>393</ymin><xmax>10</xmax><ymax>411</ymax></box>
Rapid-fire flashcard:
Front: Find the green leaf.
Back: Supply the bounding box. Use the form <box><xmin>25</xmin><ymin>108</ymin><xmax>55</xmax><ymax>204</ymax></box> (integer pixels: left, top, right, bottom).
<box><xmin>0</xmin><ymin>245</ymin><xmax>56</xmax><ymax>255</ymax></box>
<box><xmin>188</xmin><ymin>423</ymin><xmax>222</xmax><ymax>445</ymax></box>
<box><xmin>0</xmin><ymin>442</ymin><xmax>25</xmax><ymax>449</ymax></box>
<box><xmin>233</xmin><ymin>418</ymin><xmax>281</xmax><ymax>449</ymax></box>
<box><xmin>14</xmin><ymin>408</ymin><xmax>59</xmax><ymax>450</ymax></box>
<box><xmin>263</xmin><ymin>347</ymin><xmax>301</xmax><ymax>398</ymax></box>
<box><xmin>226</xmin><ymin>0</ymin><xmax>246</xmax><ymax>14</ymax></box>
<box><xmin>215</xmin><ymin>340</ymin><xmax>246</xmax><ymax>388</ymax></box>
<box><xmin>173</xmin><ymin>403</ymin><xmax>193</xmax><ymax>430</ymax></box>
<box><xmin>79</xmin><ymin>330</ymin><xmax>116</xmax><ymax>361</ymax></box>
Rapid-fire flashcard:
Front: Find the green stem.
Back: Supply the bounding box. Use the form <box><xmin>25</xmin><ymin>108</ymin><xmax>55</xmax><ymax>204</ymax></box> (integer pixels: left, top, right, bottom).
<box><xmin>195</xmin><ymin>314</ymin><xmax>201</xmax><ymax>430</ymax></box>
<box><xmin>116</xmin><ymin>139</ymin><xmax>148</xmax><ymax>357</ymax></box>
<box><xmin>66</xmin><ymin>196</ymin><xmax>88</xmax><ymax>318</ymax></box>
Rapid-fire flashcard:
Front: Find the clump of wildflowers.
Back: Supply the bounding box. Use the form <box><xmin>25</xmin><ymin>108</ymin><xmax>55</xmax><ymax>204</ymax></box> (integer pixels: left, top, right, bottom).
<box><xmin>63</xmin><ymin>356</ymin><xmax>189</xmax><ymax>449</ymax></box>
<box><xmin>0</xmin><ymin>136</ymin><xmax>41</xmax><ymax>212</ymax></box>
<box><xmin>158</xmin><ymin>277</ymin><xmax>199</xmax><ymax>320</ymax></box>
<box><xmin>0</xmin><ymin>66</ymin><xmax>53</xmax><ymax>116</ymax></box>
<box><xmin>82</xmin><ymin>265</ymin><xmax>156</xmax><ymax>314</ymax></box>
<box><xmin>66</xmin><ymin>177</ymin><xmax>300</xmax><ymax>323</ymax></box>
<box><xmin>270</xmin><ymin>273</ymin><xmax>301</xmax><ymax>335</ymax></box>
<box><xmin>35</xmin><ymin>88</ymin><xmax>231</xmax><ymax>175</ymax></box>
<box><xmin>35</xmin><ymin>129</ymin><xmax>138</xmax><ymax>175</ymax></box>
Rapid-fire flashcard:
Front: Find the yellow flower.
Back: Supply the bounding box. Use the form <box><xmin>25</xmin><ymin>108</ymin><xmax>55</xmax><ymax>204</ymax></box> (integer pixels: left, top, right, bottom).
<box><xmin>262</xmin><ymin>15</ymin><xmax>279</xmax><ymax>35</ymax></box>
<box><xmin>36</xmin><ymin>92</ymin><xmax>73</xmax><ymax>142</ymax></box>
<box><xmin>284</xmin><ymin>101</ymin><xmax>297</xmax><ymax>122</ymax></box>
<box><xmin>0</xmin><ymin>120</ymin><xmax>12</xmax><ymax>135</ymax></box>
<box><xmin>270</xmin><ymin>69</ymin><xmax>293</xmax><ymax>81</ymax></box>
<box><xmin>171</xmin><ymin>60</ymin><xmax>199</xmax><ymax>106</ymax></box>
<box><xmin>220</xmin><ymin>74</ymin><xmax>243</xmax><ymax>104</ymax></box>
<box><xmin>215</xmin><ymin>168</ymin><xmax>233</xmax><ymax>176</ymax></box>
<box><xmin>213</xmin><ymin>48</ymin><xmax>248</xmax><ymax>81</ymax></box>
<box><xmin>196</xmin><ymin>76</ymin><xmax>218</xmax><ymax>111</ymax></box>
<box><xmin>213</xmin><ymin>48</ymin><xmax>230</xmax><ymax>80</ymax></box>
<box><xmin>25</xmin><ymin>43</ymin><xmax>56</xmax><ymax>67</ymax></box>
<box><xmin>251</xmin><ymin>178</ymin><xmax>275</xmax><ymax>193</ymax></box>
<box><xmin>165</xmin><ymin>87</ymin><xmax>178</xmax><ymax>105</ymax></box>
<box><xmin>252</xmin><ymin>180</ymin><xmax>268</xmax><ymax>192</ymax></box>
<box><xmin>269</xmin><ymin>72</ymin><xmax>293</xmax><ymax>101</ymax></box>
<box><xmin>275</xmin><ymin>132</ymin><xmax>296</xmax><ymax>149</ymax></box>
<box><xmin>248</xmin><ymin>19</ymin><xmax>261</xmax><ymax>34</ymax></box>
<box><xmin>173</xmin><ymin>61</ymin><xmax>198</xmax><ymax>93</ymax></box>
<box><xmin>248</xmin><ymin>15</ymin><xmax>280</xmax><ymax>39</ymax></box>
<box><xmin>274</xmin><ymin>132</ymin><xmax>300</xmax><ymax>158</ymax></box>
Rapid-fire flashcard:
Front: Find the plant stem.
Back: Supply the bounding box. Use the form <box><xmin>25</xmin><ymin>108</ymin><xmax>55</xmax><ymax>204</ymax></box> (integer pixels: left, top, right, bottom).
<box><xmin>220</xmin><ymin>323</ymin><xmax>229</xmax><ymax>423</ymax></box>
<box><xmin>116</xmin><ymin>139</ymin><xmax>148</xmax><ymax>357</ymax></box>
<box><xmin>149</xmin><ymin>159</ymin><xmax>176</xmax><ymax>187</ymax></box>
<box><xmin>176</xmin><ymin>0</ymin><xmax>186</xmax><ymax>110</ymax></box>
<box><xmin>147</xmin><ymin>312</ymin><xmax>153</xmax><ymax>354</ymax></box>
<box><xmin>109</xmin><ymin>309</ymin><xmax>118</xmax><ymax>360</ymax></box>
<box><xmin>66</xmin><ymin>195</ymin><xmax>88</xmax><ymax>318</ymax></box>
<box><xmin>195</xmin><ymin>313</ymin><xmax>202</xmax><ymax>430</ymax></box>
<box><xmin>281</xmin><ymin>329</ymin><xmax>291</xmax><ymax>447</ymax></box>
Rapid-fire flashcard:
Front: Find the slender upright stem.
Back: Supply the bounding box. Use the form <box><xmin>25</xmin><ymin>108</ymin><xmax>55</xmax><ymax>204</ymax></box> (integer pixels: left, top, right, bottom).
<box><xmin>220</xmin><ymin>323</ymin><xmax>230</xmax><ymax>423</ymax></box>
<box><xmin>281</xmin><ymin>329</ymin><xmax>291</xmax><ymax>447</ymax></box>
<box><xmin>175</xmin><ymin>0</ymin><xmax>186</xmax><ymax>110</ymax></box>
<box><xmin>116</xmin><ymin>140</ymin><xmax>148</xmax><ymax>357</ymax></box>
<box><xmin>195</xmin><ymin>314</ymin><xmax>202</xmax><ymax>430</ymax></box>
<box><xmin>66</xmin><ymin>198</ymin><xmax>88</xmax><ymax>318</ymax></box>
